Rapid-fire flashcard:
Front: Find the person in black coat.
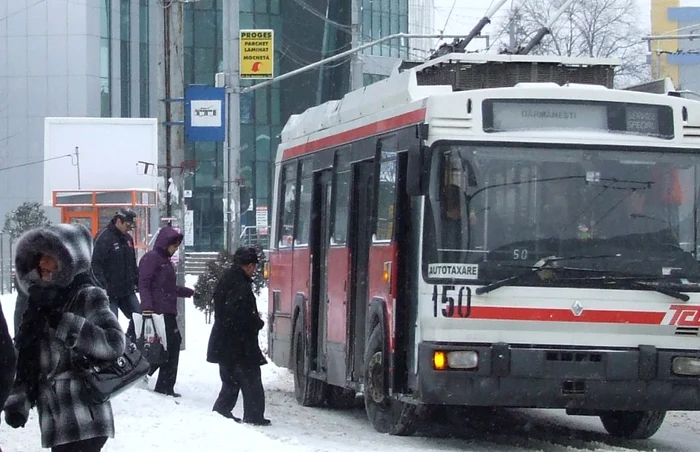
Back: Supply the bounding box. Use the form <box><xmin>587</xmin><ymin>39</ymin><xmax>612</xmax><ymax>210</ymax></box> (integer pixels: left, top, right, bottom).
<box><xmin>91</xmin><ymin>208</ymin><xmax>141</xmax><ymax>340</ymax></box>
<box><xmin>207</xmin><ymin>247</ymin><xmax>269</xmax><ymax>426</ymax></box>
<box><xmin>0</xmin><ymin>300</ymin><xmax>16</xmax><ymax>423</ymax></box>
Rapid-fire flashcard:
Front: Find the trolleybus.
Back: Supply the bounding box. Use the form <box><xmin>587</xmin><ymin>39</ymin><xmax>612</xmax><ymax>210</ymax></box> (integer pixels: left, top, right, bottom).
<box><xmin>266</xmin><ymin>53</ymin><xmax>700</xmax><ymax>439</ymax></box>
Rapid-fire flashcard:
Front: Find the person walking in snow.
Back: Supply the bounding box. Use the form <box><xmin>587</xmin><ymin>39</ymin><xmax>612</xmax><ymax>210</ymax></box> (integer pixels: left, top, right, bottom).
<box><xmin>91</xmin><ymin>208</ymin><xmax>141</xmax><ymax>341</ymax></box>
<box><xmin>0</xmin><ymin>300</ymin><xmax>16</xmax><ymax>424</ymax></box>
<box><xmin>3</xmin><ymin>224</ymin><xmax>125</xmax><ymax>452</ymax></box>
<box><xmin>207</xmin><ymin>246</ymin><xmax>270</xmax><ymax>426</ymax></box>
<box><xmin>138</xmin><ymin>226</ymin><xmax>194</xmax><ymax>398</ymax></box>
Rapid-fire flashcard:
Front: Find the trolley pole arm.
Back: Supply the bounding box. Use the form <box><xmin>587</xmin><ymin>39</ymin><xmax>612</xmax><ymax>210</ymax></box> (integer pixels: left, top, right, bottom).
<box><xmin>517</xmin><ymin>0</ymin><xmax>575</xmax><ymax>55</ymax></box>
<box><xmin>453</xmin><ymin>0</ymin><xmax>509</xmax><ymax>53</ymax></box>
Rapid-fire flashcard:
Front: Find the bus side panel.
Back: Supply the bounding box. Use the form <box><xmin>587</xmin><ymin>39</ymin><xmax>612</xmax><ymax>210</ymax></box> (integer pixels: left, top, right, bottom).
<box><xmin>325</xmin><ymin>246</ymin><xmax>350</xmax><ymax>386</ymax></box>
<box><xmin>326</xmin><ymin>246</ymin><xmax>349</xmax><ymax>344</ymax></box>
<box><xmin>367</xmin><ymin>244</ymin><xmax>396</xmax><ymax>350</ymax></box>
<box><xmin>268</xmin><ymin>248</ymin><xmax>294</xmax><ymax>367</ymax></box>
<box><xmin>292</xmin><ymin>246</ymin><xmax>311</xmax><ymax>333</ymax></box>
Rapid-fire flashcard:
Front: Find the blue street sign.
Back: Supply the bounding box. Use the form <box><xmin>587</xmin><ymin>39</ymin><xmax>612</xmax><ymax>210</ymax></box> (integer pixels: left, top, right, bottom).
<box><xmin>185</xmin><ymin>85</ymin><xmax>226</xmax><ymax>142</ymax></box>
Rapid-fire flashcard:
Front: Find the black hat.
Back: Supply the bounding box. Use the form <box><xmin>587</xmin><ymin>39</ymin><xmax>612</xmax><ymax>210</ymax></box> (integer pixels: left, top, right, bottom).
<box><xmin>233</xmin><ymin>247</ymin><xmax>259</xmax><ymax>266</ymax></box>
<box><xmin>114</xmin><ymin>208</ymin><xmax>137</xmax><ymax>223</ymax></box>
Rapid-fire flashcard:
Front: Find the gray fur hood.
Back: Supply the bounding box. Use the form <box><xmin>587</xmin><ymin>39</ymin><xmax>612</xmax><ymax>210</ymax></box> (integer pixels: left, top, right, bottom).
<box><xmin>14</xmin><ymin>223</ymin><xmax>93</xmax><ymax>290</ymax></box>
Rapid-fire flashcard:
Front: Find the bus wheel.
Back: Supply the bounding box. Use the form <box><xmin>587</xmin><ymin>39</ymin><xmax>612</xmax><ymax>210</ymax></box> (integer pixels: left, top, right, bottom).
<box><xmin>292</xmin><ymin>319</ymin><xmax>326</xmax><ymax>407</ymax></box>
<box><xmin>327</xmin><ymin>386</ymin><xmax>357</xmax><ymax>409</ymax></box>
<box><xmin>363</xmin><ymin>324</ymin><xmax>418</xmax><ymax>436</ymax></box>
<box><xmin>599</xmin><ymin>411</ymin><xmax>666</xmax><ymax>439</ymax></box>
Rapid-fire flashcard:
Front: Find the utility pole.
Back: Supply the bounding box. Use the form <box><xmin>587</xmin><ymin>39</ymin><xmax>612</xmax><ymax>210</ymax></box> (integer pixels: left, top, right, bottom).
<box><xmin>508</xmin><ymin>8</ymin><xmax>519</xmax><ymax>53</ymax></box>
<box><xmin>158</xmin><ymin>0</ymin><xmax>187</xmax><ymax>348</ymax></box>
<box><xmin>350</xmin><ymin>0</ymin><xmax>363</xmax><ymax>91</ymax></box>
<box><xmin>222</xmin><ymin>0</ymin><xmax>241</xmax><ymax>253</ymax></box>
<box><xmin>74</xmin><ymin>146</ymin><xmax>81</xmax><ymax>189</ymax></box>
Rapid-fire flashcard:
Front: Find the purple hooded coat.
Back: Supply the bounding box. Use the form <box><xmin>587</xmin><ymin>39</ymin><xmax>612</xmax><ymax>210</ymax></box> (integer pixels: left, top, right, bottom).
<box><xmin>138</xmin><ymin>227</ymin><xmax>194</xmax><ymax>314</ymax></box>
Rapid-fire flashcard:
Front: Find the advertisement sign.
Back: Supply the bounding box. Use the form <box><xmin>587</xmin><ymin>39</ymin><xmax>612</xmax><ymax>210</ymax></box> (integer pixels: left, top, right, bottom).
<box><xmin>256</xmin><ymin>206</ymin><xmax>268</xmax><ymax>236</ymax></box>
<box><xmin>240</xmin><ymin>29</ymin><xmax>274</xmax><ymax>79</ymax></box>
<box><xmin>184</xmin><ymin>210</ymin><xmax>194</xmax><ymax>246</ymax></box>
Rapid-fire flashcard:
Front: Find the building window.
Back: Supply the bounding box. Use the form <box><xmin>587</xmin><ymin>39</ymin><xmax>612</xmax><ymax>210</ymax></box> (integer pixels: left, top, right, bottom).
<box><xmin>101</xmin><ymin>0</ymin><xmax>112</xmax><ymax>117</ymax></box>
<box><xmin>139</xmin><ymin>0</ymin><xmax>149</xmax><ymax>117</ymax></box>
<box><xmin>120</xmin><ymin>0</ymin><xmax>131</xmax><ymax>117</ymax></box>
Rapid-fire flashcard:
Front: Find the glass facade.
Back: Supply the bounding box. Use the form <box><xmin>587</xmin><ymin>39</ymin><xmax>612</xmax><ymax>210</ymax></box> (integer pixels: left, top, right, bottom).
<box><xmin>361</xmin><ymin>0</ymin><xmax>409</xmax><ymax>58</ymax></box>
<box><xmin>120</xmin><ymin>0</ymin><xmax>132</xmax><ymax>117</ymax></box>
<box><xmin>139</xmin><ymin>0</ymin><xmax>150</xmax><ymax>117</ymax></box>
<box><xmin>100</xmin><ymin>0</ymin><xmax>112</xmax><ymax>117</ymax></box>
<box><xmin>181</xmin><ymin>0</ymin><xmax>409</xmax><ymax>250</ymax></box>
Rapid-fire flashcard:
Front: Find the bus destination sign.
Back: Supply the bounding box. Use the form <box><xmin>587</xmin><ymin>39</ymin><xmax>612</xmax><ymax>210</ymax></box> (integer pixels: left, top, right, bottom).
<box><xmin>483</xmin><ymin>99</ymin><xmax>674</xmax><ymax>139</ymax></box>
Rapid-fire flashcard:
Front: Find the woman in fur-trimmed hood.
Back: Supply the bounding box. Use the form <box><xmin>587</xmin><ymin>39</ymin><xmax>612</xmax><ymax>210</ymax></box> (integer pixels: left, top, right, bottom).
<box><xmin>3</xmin><ymin>224</ymin><xmax>125</xmax><ymax>452</ymax></box>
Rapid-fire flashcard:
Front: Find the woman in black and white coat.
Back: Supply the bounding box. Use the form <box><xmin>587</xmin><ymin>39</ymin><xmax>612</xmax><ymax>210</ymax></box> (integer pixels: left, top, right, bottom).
<box><xmin>3</xmin><ymin>223</ymin><xmax>125</xmax><ymax>452</ymax></box>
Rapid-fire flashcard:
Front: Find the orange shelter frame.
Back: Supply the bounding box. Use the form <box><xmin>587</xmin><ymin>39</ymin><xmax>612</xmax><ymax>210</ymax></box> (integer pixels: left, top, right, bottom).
<box><xmin>52</xmin><ymin>189</ymin><xmax>158</xmax><ymax>255</ymax></box>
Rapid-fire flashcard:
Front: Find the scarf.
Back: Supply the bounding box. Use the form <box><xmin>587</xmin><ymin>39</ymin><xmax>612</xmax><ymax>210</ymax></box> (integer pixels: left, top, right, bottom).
<box><xmin>13</xmin><ymin>272</ymin><xmax>94</xmax><ymax>406</ymax></box>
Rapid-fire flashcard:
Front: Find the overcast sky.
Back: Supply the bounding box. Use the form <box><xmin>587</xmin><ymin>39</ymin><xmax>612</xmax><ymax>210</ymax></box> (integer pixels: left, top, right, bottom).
<box><xmin>432</xmin><ymin>0</ymin><xmax>653</xmax><ymax>52</ymax></box>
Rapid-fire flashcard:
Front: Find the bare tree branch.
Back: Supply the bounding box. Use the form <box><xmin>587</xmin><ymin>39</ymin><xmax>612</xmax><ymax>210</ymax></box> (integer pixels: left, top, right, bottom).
<box><xmin>496</xmin><ymin>0</ymin><xmax>650</xmax><ymax>88</ymax></box>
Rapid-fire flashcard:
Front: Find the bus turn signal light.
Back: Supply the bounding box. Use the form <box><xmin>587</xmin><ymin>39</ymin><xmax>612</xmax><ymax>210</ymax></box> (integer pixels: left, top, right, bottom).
<box><xmin>383</xmin><ymin>261</ymin><xmax>392</xmax><ymax>284</ymax></box>
<box><xmin>263</xmin><ymin>262</ymin><xmax>270</xmax><ymax>280</ymax></box>
<box><xmin>433</xmin><ymin>351</ymin><xmax>447</xmax><ymax>370</ymax></box>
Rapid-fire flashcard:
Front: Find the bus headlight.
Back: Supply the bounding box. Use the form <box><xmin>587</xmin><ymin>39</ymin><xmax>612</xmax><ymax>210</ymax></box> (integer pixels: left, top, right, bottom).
<box><xmin>447</xmin><ymin>351</ymin><xmax>479</xmax><ymax>369</ymax></box>
<box><xmin>672</xmin><ymin>357</ymin><xmax>700</xmax><ymax>376</ymax></box>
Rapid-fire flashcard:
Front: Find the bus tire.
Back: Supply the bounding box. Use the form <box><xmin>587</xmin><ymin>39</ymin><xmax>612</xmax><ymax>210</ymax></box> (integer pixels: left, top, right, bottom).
<box><xmin>363</xmin><ymin>324</ymin><xmax>418</xmax><ymax>436</ymax></box>
<box><xmin>326</xmin><ymin>386</ymin><xmax>357</xmax><ymax>409</ymax></box>
<box><xmin>292</xmin><ymin>319</ymin><xmax>326</xmax><ymax>407</ymax></box>
<box><xmin>599</xmin><ymin>411</ymin><xmax>666</xmax><ymax>439</ymax></box>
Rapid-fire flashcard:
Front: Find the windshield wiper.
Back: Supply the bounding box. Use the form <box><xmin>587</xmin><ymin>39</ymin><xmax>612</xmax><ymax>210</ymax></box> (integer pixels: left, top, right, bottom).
<box><xmin>552</xmin><ymin>275</ymin><xmax>690</xmax><ymax>301</ymax></box>
<box><xmin>474</xmin><ymin>253</ymin><xmax>692</xmax><ymax>301</ymax></box>
<box><xmin>475</xmin><ymin>254</ymin><xmax>621</xmax><ymax>295</ymax></box>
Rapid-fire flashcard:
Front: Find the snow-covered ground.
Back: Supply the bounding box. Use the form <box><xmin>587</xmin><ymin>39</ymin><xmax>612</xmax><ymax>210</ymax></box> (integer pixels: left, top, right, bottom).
<box><xmin>1</xmin><ymin>276</ymin><xmax>698</xmax><ymax>451</ymax></box>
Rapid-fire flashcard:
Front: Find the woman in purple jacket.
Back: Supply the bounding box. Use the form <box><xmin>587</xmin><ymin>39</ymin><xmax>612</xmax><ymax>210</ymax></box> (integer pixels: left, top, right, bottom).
<box><xmin>138</xmin><ymin>226</ymin><xmax>194</xmax><ymax>397</ymax></box>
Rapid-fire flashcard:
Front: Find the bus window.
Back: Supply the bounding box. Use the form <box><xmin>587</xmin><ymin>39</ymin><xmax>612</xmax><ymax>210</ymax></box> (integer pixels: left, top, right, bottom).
<box><xmin>295</xmin><ymin>160</ymin><xmax>313</xmax><ymax>246</ymax></box>
<box><xmin>278</xmin><ymin>163</ymin><xmax>297</xmax><ymax>248</ymax></box>
<box><xmin>375</xmin><ymin>137</ymin><xmax>398</xmax><ymax>242</ymax></box>
<box><xmin>332</xmin><ymin>151</ymin><xmax>351</xmax><ymax>245</ymax></box>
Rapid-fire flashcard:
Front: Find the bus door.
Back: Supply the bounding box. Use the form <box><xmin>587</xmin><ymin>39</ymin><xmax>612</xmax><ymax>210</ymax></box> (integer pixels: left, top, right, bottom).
<box><xmin>309</xmin><ymin>170</ymin><xmax>332</xmax><ymax>373</ymax></box>
<box><xmin>347</xmin><ymin>160</ymin><xmax>375</xmax><ymax>382</ymax></box>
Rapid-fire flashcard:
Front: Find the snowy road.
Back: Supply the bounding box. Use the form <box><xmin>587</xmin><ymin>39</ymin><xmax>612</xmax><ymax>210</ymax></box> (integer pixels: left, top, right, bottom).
<box><xmin>2</xmin><ymin>280</ymin><xmax>699</xmax><ymax>451</ymax></box>
<box><xmin>260</xmin><ymin>376</ymin><xmax>699</xmax><ymax>452</ymax></box>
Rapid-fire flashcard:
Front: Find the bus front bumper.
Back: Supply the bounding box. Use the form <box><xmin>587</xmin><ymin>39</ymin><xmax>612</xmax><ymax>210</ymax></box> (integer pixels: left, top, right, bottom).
<box><xmin>417</xmin><ymin>342</ymin><xmax>700</xmax><ymax>411</ymax></box>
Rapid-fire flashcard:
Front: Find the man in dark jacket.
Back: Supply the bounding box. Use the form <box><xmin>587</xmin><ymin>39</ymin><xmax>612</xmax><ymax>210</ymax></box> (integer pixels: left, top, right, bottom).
<box><xmin>138</xmin><ymin>226</ymin><xmax>194</xmax><ymax>397</ymax></box>
<box><xmin>0</xmin><ymin>301</ymin><xmax>16</xmax><ymax>424</ymax></box>
<box><xmin>207</xmin><ymin>247</ymin><xmax>269</xmax><ymax>426</ymax></box>
<box><xmin>92</xmin><ymin>208</ymin><xmax>141</xmax><ymax>340</ymax></box>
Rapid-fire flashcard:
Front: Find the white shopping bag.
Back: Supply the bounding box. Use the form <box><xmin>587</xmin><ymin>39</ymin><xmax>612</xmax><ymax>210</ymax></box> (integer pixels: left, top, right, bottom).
<box><xmin>133</xmin><ymin>313</ymin><xmax>168</xmax><ymax>351</ymax></box>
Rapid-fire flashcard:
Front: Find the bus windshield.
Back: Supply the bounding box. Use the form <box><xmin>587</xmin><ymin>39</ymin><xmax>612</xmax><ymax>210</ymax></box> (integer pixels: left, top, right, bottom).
<box><xmin>422</xmin><ymin>142</ymin><xmax>700</xmax><ymax>285</ymax></box>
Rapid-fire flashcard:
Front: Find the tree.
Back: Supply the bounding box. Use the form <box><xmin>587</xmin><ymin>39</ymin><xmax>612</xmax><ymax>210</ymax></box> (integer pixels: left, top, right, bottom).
<box><xmin>497</xmin><ymin>0</ymin><xmax>650</xmax><ymax>88</ymax></box>
<box><xmin>3</xmin><ymin>201</ymin><xmax>51</xmax><ymax>239</ymax></box>
<box><xmin>193</xmin><ymin>247</ymin><xmax>268</xmax><ymax>324</ymax></box>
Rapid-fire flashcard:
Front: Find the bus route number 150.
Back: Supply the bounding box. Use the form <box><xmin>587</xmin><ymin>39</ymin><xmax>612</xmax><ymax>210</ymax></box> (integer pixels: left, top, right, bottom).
<box><xmin>432</xmin><ymin>285</ymin><xmax>472</xmax><ymax>318</ymax></box>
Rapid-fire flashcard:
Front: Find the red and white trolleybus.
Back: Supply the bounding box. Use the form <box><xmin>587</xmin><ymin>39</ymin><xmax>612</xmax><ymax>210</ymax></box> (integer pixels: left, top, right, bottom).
<box><xmin>266</xmin><ymin>53</ymin><xmax>700</xmax><ymax>439</ymax></box>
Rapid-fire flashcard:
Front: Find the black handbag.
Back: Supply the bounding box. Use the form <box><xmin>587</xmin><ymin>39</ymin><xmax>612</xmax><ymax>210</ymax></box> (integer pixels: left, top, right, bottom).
<box><xmin>65</xmin><ymin>284</ymin><xmax>150</xmax><ymax>404</ymax></box>
<box><xmin>136</xmin><ymin>315</ymin><xmax>169</xmax><ymax>367</ymax></box>
<box><xmin>74</xmin><ymin>339</ymin><xmax>150</xmax><ymax>404</ymax></box>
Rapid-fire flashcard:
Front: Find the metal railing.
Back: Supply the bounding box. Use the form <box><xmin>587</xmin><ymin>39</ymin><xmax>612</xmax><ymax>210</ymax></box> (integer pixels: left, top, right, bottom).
<box><xmin>240</xmin><ymin>226</ymin><xmax>269</xmax><ymax>250</ymax></box>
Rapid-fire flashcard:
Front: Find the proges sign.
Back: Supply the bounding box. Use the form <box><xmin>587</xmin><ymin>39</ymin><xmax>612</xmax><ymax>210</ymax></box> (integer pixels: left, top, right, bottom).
<box><xmin>240</xmin><ymin>29</ymin><xmax>274</xmax><ymax>79</ymax></box>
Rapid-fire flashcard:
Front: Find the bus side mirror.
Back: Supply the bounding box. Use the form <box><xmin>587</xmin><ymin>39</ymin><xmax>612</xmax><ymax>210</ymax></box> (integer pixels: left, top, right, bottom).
<box><xmin>407</xmin><ymin>144</ymin><xmax>428</xmax><ymax>196</ymax></box>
